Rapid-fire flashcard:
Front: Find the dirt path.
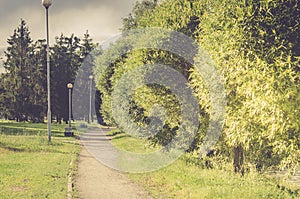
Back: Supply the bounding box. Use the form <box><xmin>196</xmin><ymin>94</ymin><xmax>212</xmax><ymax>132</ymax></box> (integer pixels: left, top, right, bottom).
<box><xmin>75</xmin><ymin>128</ymin><xmax>153</xmax><ymax>199</ymax></box>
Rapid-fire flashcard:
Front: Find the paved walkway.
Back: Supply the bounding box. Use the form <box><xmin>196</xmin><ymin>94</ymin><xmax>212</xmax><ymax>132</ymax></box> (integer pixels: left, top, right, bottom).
<box><xmin>75</xmin><ymin>127</ymin><xmax>153</xmax><ymax>199</ymax></box>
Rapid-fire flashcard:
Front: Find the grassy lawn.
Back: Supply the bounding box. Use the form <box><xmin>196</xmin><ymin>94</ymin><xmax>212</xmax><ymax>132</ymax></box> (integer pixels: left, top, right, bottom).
<box><xmin>107</xmin><ymin>129</ymin><xmax>161</xmax><ymax>153</ymax></box>
<box><xmin>109</xmin><ymin>129</ymin><xmax>299</xmax><ymax>199</ymax></box>
<box><xmin>0</xmin><ymin>120</ymin><xmax>80</xmax><ymax>199</ymax></box>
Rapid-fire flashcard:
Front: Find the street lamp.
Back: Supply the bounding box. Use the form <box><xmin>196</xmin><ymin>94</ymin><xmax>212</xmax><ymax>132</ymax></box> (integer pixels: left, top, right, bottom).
<box><xmin>67</xmin><ymin>83</ymin><xmax>73</xmax><ymax>128</ymax></box>
<box><xmin>88</xmin><ymin>75</ymin><xmax>93</xmax><ymax>124</ymax></box>
<box><xmin>65</xmin><ymin>83</ymin><xmax>74</xmax><ymax>137</ymax></box>
<box><xmin>42</xmin><ymin>0</ymin><xmax>52</xmax><ymax>142</ymax></box>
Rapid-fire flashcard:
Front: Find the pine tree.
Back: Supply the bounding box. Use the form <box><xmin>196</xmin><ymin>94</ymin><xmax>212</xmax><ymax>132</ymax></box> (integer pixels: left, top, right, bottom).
<box><xmin>0</xmin><ymin>20</ymin><xmax>48</xmax><ymax>122</ymax></box>
<box><xmin>28</xmin><ymin>40</ymin><xmax>47</xmax><ymax>122</ymax></box>
<box><xmin>51</xmin><ymin>34</ymin><xmax>82</xmax><ymax>123</ymax></box>
<box><xmin>0</xmin><ymin>73</ymin><xmax>12</xmax><ymax>119</ymax></box>
<box><xmin>72</xmin><ymin>30</ymin><xmax>101</xmax><ymax>122</ymax></box>
<box><xmin>2</xmin><ymin>19</ymin><xmax>36</xmax><ymax>121</ymax></box>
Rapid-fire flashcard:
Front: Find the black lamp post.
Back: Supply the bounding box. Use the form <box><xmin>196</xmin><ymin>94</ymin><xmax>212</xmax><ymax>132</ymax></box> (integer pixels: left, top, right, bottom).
<box><xmin>67</xmin><ymin>83</ymin><xmax>73</xmax><ymax>128</ymax></box>
<box><xmin>64</xmin><ymin>83</ymin><xmax>74</xmax><ymax>137</ymax></box>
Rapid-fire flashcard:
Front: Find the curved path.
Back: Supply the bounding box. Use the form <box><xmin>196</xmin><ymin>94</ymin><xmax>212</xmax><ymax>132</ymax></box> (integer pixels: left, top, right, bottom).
<box><xmin>75</xmin><ymin>128</ymin><xmax>153</xmax><ymax>199</ymax></box>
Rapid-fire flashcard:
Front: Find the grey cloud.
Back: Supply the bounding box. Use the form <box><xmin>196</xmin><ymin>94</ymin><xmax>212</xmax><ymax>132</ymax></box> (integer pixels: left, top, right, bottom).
<box><xmin>51</xmin><ymin>0</ymin><xmax>136</xmax><ymax>13</ymax></box>
<box><xmin>0</xmin><ymin>0</ymin><xmax>136</xmax><ymax>16</ymax></box>
<box><xmin>0</xmin><ymin>0</ymin><xmax>138</xmax><ymax>47</ymax></box>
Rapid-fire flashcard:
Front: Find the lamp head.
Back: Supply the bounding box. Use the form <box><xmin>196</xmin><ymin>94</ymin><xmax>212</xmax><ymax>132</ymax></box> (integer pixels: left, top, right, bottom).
<box><xmin>89</xmin><ymin>75</ymin><xmax>93</xmax><ymax>80</ymax></box>
<box><xmin>42</xmin><ymin>0</ymin><xmax>52</xmax><ymax>8</ymax></box>
<box><xmin>67</xmin><ymin>83</ymin><xmax>73</xmax><ymax>89</ymax></box>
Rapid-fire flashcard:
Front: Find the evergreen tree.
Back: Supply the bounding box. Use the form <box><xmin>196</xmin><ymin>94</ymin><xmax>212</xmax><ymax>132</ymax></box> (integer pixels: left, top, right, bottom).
<box><xmin>1</xmin><ymin>19</ymin><xmax>45</xmax><ymax>121</ymax></box>
<box><xmin>73</xmin><ymin>31</ymin><xmax>102</xmax><ymax>122</ymax></box>
<box><xmin>28</xmin><ymin>40</ymin><xmax>47</xmax><ymax>122</ymax></box>
<box><xmin>0</xmin><ymin>20</ymin><xmax>99</xmax><ymax>124</ymax></box>
<box><xmin>0</xmin><ymin>73</ymin><xmax>12</xmax><ymax>119</ymax></box>
<box><xmin>51</xmin><ymin>34</ymin><xmax>82</xmax><ymax>123</ymax></box>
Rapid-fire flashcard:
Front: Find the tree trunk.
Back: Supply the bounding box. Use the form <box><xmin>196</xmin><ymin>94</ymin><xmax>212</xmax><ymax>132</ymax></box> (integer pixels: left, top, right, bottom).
<box><xmin>233</xmin><ymin>145</ymin><xmax>245</xmax><ymax>176</ymax></box>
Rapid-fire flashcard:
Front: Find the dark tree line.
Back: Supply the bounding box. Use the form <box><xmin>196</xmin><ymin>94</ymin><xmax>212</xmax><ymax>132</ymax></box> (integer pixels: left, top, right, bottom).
<box><xmin>0</xmin><ymin>19</ymin><xmax>98</xmax><ymax>123</ymax></box>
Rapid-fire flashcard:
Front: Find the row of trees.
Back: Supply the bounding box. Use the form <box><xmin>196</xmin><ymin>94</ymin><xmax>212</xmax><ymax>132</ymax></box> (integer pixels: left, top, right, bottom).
<box><xmin>94</xmin><ymin>0</ymin><xmax>299</xmax><ymax>173</ymax></box>
<box><xmin>0</xmin><ymin>19</ymin><xmax>98</xmax><ymax>123</ymax></box>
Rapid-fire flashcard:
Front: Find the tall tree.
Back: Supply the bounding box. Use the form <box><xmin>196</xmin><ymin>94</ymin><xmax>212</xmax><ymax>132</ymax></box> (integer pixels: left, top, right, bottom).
<box><xmin>1</xmin><ymin>19</ymin><xmax>46</xmax><ymax>121</ymax></box>
<box><xmin>28</xmin><ymin>40</ymin><xmax>47</xmax><ymax>122</ymax></box>
<box><xmin>73</xmin><ymin>31</ymin><xmax>102</xmax><ymax>122</ymax></box>
<box><xmin>0</xmin><ymin>21</ymin><xmax>99</xmax><ymax>123</ymax></box>
<box><xmin>51</xmin><ymin>34</ymin><xmax>82</xmax><ymax>123</ymax></box>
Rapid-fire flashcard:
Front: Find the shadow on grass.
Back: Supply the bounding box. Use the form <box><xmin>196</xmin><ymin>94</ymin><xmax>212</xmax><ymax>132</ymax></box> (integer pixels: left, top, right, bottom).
<box><xmin>0</xmin><ymin>142</ymin><xmax>25</xmax><ymax>152</ymax></box>
<box><xmin>0</xmin><ymin>126</ymin><xmax>68</xmax><ymax>138</ymax></box>
<box><xmin>106</xmin><ymin>130</ymin><xmax>123</xmax><ymax>137</ymax></box>
<box><xmin>111</xmin><ymin>134</ymin><xmax>131</xmax><ymax>140</ymax></box>
<box><xmin>0</xmin><ymin>142</ymin><xmax>72</xmax><ymax>154</ymax></box>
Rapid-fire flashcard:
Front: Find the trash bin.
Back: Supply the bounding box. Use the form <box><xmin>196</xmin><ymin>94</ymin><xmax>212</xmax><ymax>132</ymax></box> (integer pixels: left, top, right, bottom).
<box><xmin>64</xmin><ymin>127</ymin><xmax>74</xmax><ymax>137</ymax></box>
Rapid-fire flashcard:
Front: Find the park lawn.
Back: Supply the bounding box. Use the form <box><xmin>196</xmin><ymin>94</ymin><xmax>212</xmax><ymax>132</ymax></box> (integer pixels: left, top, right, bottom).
<box><xmin>107</xmin><ymin>129</ymin><xmax>161</xmax><ymax>153</ymax></box>
<box><xmin>0</xmin><ymin>121</ymin><xmax>80</xmax><ymax>199</ymax></box>
<box><xmin>110</xmin><ymin>129</ymin><xmax>299</xmax><ymax>199</ymax></box>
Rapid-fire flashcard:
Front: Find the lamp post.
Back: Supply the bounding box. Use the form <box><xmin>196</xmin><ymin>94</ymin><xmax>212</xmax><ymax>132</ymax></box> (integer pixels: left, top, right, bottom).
<box><xmin>88</xmin><ymin>75</ymin><xmax>93</xmax><ymax>124</ymax></box>
<box><xmin>64</xmin><ymin>83</ymin><xmax>74</xmax><ymax>137</ymax></box>
<box><xmin>42</xmin><ymin>0</ymin><xmax>52</xmax><ymax>142</ymax></box>
<box><xmin>67</xmin><ymin>83</ymin><xmax>73</xmax><ymax>128</ymax></box>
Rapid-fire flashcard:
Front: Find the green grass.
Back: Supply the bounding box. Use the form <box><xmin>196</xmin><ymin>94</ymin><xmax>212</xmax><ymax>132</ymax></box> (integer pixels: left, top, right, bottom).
<box><xmin>0</xmin><ymin>120</ymin><xmax>80</xmax><ymax>198</ymax></box>
<box><xmin>109</xmin><ymin>131</ymin><xmax>160</xmax><ymax>153</ymax></box>
<box><xmin>109</xmin><ymin>129</ymin><xmax>299</xmax><ymax>199</ymax></box>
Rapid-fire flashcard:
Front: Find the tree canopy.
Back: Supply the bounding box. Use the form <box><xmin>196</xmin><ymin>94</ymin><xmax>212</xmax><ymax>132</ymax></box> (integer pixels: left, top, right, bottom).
<box><xmin>94</xmin><ymin>0</ymin><xmax>300</xmax><ymax>172</ymax></box>
<box><xmin>0</xmin><ymin>20</ymin><xmax>98</xmax><ymax>123</ymax></box>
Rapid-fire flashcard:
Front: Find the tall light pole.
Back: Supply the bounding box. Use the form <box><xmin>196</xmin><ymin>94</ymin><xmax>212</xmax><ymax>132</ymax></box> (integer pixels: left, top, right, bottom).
<box><xmin>42</xmin><ymin>0</ymin><xmax>52</xmax><ymax>142</ymax></box>
<box><xmin>67</xmin><ymin>83</ymin><xmax>73</xmax><ymax>128</ymax></box>
<box><xmin>88</xmin><ymin>75</ymin><xmax>93</xmax><ymax>124</ymax></box>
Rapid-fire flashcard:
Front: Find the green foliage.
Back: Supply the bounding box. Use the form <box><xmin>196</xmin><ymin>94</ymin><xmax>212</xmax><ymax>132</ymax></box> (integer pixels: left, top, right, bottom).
<box><xmin>94</xmin><ymin>0</ymin><xmax>299</xmax><ymax>172</ymax></box>
<box><xmin>51</xmin><ymin>33</ymin><xmax>82</xmax><ymax>122</ymax></box>
<box><xmin>242</xmin><ymin>0</ymin><xmax>300</xmax><ymax>168</ymax></box>
<box><xmin>0</xmin><ymin>19</ymin><xmax>46</xmax><ymax>122</ymax></box>
<box><xmin>0</xmin><ymin>20</ymin><xmax>99</xmax><ymax>124</ymax></box>
<box><xmin>51</xmin><ymin>31</ymin><xmax>98</xmax><ymax>123</ymax></box>
<box><xmin>189</xmin><ymin>0</ymin><xmax>300</xmax><ymax>170</ymax></box>
<box><xmin>122</xmin><ymin>0</ymin><xmax>159</xmax><ymax>31</ymax></box>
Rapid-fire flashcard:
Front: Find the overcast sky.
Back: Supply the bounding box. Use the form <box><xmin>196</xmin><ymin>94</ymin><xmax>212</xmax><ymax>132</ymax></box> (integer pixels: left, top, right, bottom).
<box><xmin>0</xmin><ymin>0</ymin><xmax>138</xmax><ymax>55</ymax></box>
<box><xmin>0</xmin><ymin>0</ymin><xmax>139</xmax><ymax>73</ymax></box>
